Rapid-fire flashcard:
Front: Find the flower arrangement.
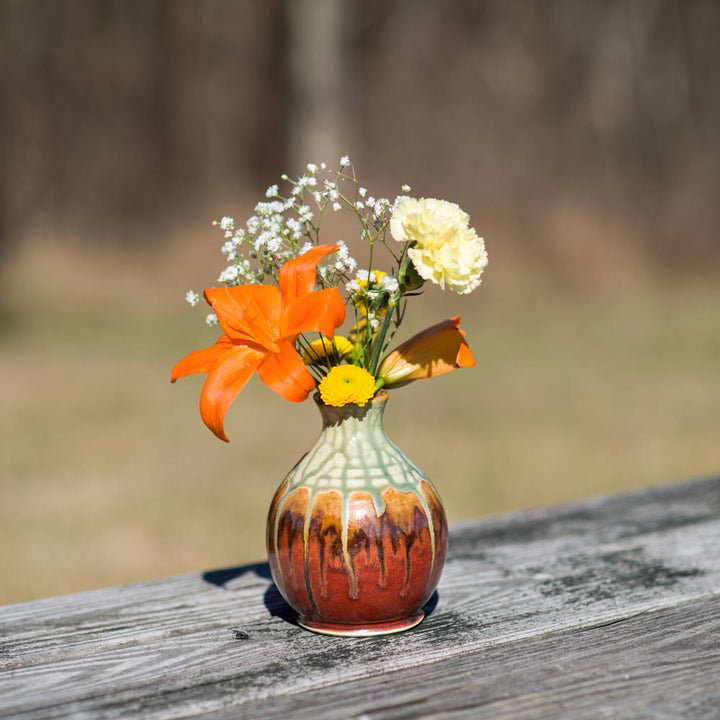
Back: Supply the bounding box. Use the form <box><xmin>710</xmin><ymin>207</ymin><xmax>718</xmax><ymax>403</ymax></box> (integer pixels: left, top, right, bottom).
<box><xmin>172</xmin><ymin>157</ymin><xmax>487</xmax><ymax>442</ymax></box>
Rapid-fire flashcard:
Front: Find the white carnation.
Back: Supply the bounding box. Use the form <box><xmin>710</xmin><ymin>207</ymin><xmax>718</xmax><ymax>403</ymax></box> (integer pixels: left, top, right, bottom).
<box><xmin>391</xmin><ymin>196</ymin><xmax>487</xmax><ymax>294</ymax></box>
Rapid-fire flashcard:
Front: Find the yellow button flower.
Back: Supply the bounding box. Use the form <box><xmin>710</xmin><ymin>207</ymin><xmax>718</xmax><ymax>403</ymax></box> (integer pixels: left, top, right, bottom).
<box><xmin>318</xmin><ymin>365</ymin><xmax>376</xmax><ymax>407</ymax></box>
<box><xmin>302</xmin><ymin>336</ymin><xmax>354</xmax><ymax>365</ymax></box>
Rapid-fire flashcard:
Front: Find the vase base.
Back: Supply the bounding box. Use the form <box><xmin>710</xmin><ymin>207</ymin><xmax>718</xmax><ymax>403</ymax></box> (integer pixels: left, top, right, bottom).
<box><xmin>297</xmin><ymin>611</ymin><xmax>425</xmax><ymax>637</ymax></box>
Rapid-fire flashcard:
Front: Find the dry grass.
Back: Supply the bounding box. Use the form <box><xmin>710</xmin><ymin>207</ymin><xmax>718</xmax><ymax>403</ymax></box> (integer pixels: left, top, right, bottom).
<box><xmin>1</xmin><ymin>235</ymin><xmax>718</xmax><ymax>604</ymax></box>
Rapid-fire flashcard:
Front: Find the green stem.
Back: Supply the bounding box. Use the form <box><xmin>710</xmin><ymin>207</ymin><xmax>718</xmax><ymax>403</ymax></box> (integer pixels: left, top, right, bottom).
<box><xmin>367</xmin><ymin>290</ymin><xmax>401</xmax><ymax>376</ymax></box>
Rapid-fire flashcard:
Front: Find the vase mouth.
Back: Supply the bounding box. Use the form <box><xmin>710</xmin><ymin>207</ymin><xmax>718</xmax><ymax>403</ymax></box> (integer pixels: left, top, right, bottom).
<box><xmin>313</xmin><ymin>388</ymin><xmax>388</xmax><ymax>424</ymax></box>
<box><xmin>313</xmin><ymin>388</ymin><xmax>388</xmax><ymax>410</ymax></box>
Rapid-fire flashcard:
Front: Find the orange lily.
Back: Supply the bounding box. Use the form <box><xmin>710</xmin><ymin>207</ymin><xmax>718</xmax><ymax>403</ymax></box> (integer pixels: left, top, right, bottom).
<box><xmin>377</xmin><ymin>316</ymin><xmax>475</xmax><ymax>388</ymax></box>
<box><xmin>171</xmin><ymin>245</ymin><xmax>346</xmax><ymax>441</ymax></box>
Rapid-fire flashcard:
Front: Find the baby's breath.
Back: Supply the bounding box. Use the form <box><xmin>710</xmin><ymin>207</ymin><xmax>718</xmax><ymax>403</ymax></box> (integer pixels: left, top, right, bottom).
<box><xmin>218</xmin><ymin>266</ymin><xmax>240</xmax><ymax>284</ymax></box>
<box><xmin>204</xmin><ymin>162</ymin><xmax>396</xmax><ymax>306</ymax></box>
<box><xmin>382</xmin><ymin>276</ymin><xmax>399</xmax><ymax>292</ymax></box>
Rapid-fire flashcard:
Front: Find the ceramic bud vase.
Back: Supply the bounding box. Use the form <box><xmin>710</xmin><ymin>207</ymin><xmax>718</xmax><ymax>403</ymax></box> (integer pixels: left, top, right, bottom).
<box><xmin>266</xmin><ymin>389</ymin><xmax>448</xmax><ymax>636</ymax></box>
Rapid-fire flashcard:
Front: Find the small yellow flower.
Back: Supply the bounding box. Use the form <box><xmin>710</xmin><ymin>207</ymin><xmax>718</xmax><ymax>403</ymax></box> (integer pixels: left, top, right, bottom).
<box><xmin>349</xmin><ymin>270</ymin><xmax>389</xmax><ymax>318</ymax></box>
<box><xmin>390</xmin><ymin>197</ymin><xmax>488</xmax><ymax>295</ymax></box>
<box><xmin>348</xmin><ymin>317</ymin><xmax>368</xmax><ymax>345</ymax></box>
<box><xmin>355</xmin><ymin>269</ymin><xmax>386</xmax><ymax>287</ymax></box>
<box><xmin>318</xmin><ymin>365</ymin><xmax>376</xmax><ymax>407</ymax></box>
<box><xmin>302</xmin><ymin>336</ymin><xmax>354</xmax><ymax>365</ymax></box>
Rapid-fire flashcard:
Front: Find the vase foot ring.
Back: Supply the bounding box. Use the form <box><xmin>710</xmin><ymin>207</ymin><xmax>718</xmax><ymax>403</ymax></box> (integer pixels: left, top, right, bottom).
<box><xmin>297</xmin><ymin>611</ymin><xmax>425</xmax><ymax>637</ymax></box>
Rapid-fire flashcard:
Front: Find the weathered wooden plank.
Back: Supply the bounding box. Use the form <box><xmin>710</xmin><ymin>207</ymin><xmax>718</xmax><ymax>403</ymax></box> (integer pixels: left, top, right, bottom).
<box><xmin>0</xmin><ymin>477</ymin><xmax>718</xmax><ymax>720</ymax></box>
<box><xmin>202</xmin><ymin>595</ymin><xmax>720</xmax><ymax>720</ymax></box>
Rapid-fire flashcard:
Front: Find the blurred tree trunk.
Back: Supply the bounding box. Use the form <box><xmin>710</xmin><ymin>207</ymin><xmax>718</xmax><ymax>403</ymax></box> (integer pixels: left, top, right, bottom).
<box><xmin>285</xmin><ymin>0</ymin><xmax>348</xmax><ymax>171</ymax></box>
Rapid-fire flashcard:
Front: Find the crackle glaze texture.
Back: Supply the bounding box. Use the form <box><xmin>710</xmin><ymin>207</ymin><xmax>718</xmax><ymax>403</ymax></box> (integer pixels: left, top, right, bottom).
<box><xmin>266</xmin><ymin>390</ymin><xmax>448</xmax><ymax>635</ymax></box>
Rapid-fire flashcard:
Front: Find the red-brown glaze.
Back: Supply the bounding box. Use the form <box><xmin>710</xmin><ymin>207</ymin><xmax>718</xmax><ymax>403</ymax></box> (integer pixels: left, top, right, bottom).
<box><xmin>267</xmin><ymin>480</ymin><xmax>448</xmax><ymax>628</ymax></box>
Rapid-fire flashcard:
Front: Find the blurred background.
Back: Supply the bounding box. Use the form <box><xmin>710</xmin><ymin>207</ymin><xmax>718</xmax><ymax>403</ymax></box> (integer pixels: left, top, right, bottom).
<box><xmin>1</xmin><ymin>0</ymin><xmax>718</xmax><ymax>604</ymax></box>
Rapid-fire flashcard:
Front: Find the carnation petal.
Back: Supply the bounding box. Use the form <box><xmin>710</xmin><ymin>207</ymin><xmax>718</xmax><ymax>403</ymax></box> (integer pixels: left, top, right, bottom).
<box><xmin>390</xmin><ymin>197</ymin><xmax>487</xmax><ymax>295</ymax></box>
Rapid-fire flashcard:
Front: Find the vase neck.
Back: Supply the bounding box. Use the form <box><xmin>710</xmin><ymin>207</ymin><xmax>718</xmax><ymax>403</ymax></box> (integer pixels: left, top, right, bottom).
<box><xmin>284</xmin><ymin>389</ymin><xmax>426</xmax><ymax>516</ymax></box>
<box><xmin>315</xmin><ymin>390</ymin><xmax>388</xmax><ymax>434</ymax></box>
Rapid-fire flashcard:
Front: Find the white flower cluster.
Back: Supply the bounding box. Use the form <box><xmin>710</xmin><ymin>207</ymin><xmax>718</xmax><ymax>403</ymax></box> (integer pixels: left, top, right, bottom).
<box><xmin>346</xmin><ymin>269</ymin><xmax>397</xmax><ymax>294</ymax></box>
<box><xmin>333</xmin><ymin>240</ymin><xmax>357</xmax><ymax>275</ymax></box>
<box><xmin>390</xmin><ymin>197</ymin><xmax>488</xmax><ymax>294</ymax></box>
<box><xmin>381</xmin><ymin>275</ymin><xmax>400</xmax><ymax>292</ymax></box>
<box><xmin>185</xmin><ymin>156</ymin><xmax>449</xmax><ymax>337</ymax></box>
<box><xmin>345</xmin><ymin>269</ymin><xmax>400</xmax><ymax>331</ymax></box>
<box><xmin>211</xmin><ymin>189</ymin><xmax>315</xmax><ymax>287</ymax></box>
<box><xmin>200</xmin><ymin>156</ymin><xmax>404</xmax><ymax>301</ymax></box>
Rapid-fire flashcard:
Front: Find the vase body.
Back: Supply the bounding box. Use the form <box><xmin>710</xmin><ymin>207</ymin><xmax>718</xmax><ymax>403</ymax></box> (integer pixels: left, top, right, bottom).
<box><xmin>266</xmin><ymin>390</ymin><xmax>448</xmax><ymax>636</ymax></box>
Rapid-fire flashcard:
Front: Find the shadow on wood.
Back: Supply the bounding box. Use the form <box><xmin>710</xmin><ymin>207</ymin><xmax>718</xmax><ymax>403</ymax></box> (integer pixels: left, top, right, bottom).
<box><xmin>201</xmin><ymin>561</ymin><xmax>440</xmax><ymax>628</ymax></box>
<box><xmin>202</xmin><ymin>562</ymin><xmax>272</xmax><ymax>588</ymax></box>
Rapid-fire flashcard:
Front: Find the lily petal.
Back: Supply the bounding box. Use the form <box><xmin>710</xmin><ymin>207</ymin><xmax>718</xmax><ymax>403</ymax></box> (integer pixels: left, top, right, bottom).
<box><xmin>281</xmin><ymin>287</ymin><xmax>346</xmax><ymax>339</ymax></box>
<box><xmin>278</xmin><ymin>244</ymin><xmax>339</xmax><ymax>303</ymax></box>
<box><xmin>171</xmin><ymin>335</ymin><xmax>235</xmax><ymax>382</ymax></box>
<box><xmin>199</xmin><ymin>344</ymin><xmax>265</xmax><ymax>442</ymax></box>
<box><xmin>378</xmin><ymin>316</ymin><xmax>475</xmax><ymax>388</ymax></box>
<box><xmin>174</xmin><ymin>246</ymin><xmax>346</xmax><ymax>441</ymax></box>
<box><xmin>205</xmin><ymin>285</ymin><xmax>282</xmax><ymax>352</ymax></box>
<box><xmin>256</xmin><ymin>340</ymin><xmax>316</xmax><ymax>403</ymax></box>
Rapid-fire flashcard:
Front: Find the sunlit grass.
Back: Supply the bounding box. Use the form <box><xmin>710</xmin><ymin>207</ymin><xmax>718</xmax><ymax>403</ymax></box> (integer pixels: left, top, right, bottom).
<box><xmin>1</xmin><ymin>238</ymin><xmax>717</xmax><ymax>604</ymax></box>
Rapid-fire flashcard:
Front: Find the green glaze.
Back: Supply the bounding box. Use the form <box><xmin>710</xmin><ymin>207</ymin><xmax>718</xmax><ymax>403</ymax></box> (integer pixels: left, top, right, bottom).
<box><xmin>272</xmin><ymin>390</ymin><xmax>437</xmax><ymax>598</ymax></box>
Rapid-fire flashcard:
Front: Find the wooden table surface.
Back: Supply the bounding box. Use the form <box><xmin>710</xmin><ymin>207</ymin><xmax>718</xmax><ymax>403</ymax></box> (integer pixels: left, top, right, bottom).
<box><xmin>2</xmin><ymin>476</ymin><xmax>719</xmax><ymax>719</ymax></box>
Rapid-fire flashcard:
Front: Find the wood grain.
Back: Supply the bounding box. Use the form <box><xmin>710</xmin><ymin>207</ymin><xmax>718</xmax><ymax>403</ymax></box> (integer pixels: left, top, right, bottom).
<box><xmin>205</xmin><ymin>595</ymin><xmax>720</xmax><ymax>720</ymax></box>
<box><xmin>1</xmin><ymin>476</ymin><xmax>719</xmax><ymax>719</ymax></box>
